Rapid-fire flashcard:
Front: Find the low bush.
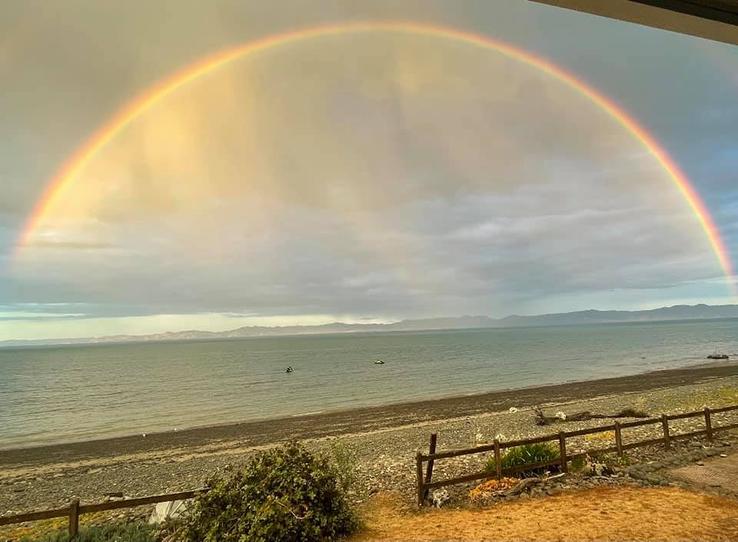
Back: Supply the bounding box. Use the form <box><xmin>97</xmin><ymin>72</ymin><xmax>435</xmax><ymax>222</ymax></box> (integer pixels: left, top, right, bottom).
<box><xmin>175</xmin><ymin>441</ymin><xmax>358</xmax><ymax>542</ymax></box>
<box><xmin>486</xmin><ymin>442</ymin><xmax>560</xmax><ymax>477</ymax></box>
<box><xmin>570</xmin><ymin>454</ymin><xmax>587</xmax><ymax>472</ymax></box>
<box><xmin>326</xmin><ymin>439</ymin><xmax>358</xmax><ymax>496</ymax></box>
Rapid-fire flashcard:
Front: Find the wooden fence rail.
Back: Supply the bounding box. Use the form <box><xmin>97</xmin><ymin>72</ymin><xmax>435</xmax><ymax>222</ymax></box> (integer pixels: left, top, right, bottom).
<box><xmin>416</xmin><ymin>403</ymin><xmax>738</xmax><ymax>505</ymax></box>
<box><xmin>0</xmin><ymin>488</ymin><xmax>207</xmax><ymax>538</ymax></box>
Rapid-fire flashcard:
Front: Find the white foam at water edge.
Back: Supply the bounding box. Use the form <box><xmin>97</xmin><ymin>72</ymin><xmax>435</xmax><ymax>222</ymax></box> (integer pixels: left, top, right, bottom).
<box><xmin>292</xmin><ymin>410</ymin><xmax>325</xmax><ymax>417</ymax></box>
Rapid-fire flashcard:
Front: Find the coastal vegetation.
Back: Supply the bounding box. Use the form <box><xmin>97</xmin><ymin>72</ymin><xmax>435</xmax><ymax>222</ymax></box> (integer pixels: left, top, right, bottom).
<box><xmin>485</xmin><ymin>442</ymin><xmax>560</xmax><ymax>477</ymax></box>
<box><xmin>170</xmin><ymin>441</ymin><xmax>358</xmax><ymax>542</ymax></box>
<box><xmin>13</xmin><ymin>442</ymin><xmax>359</xmax><ymax>542</ymax></box>
<box><xmin>328</xmin><ymin>439</ymin><xmax>360</xmax><ymax>495</ymax></box>
<box><xmin>19</xmin><ymin>522</ymin><xmax>156</xmax><ymax>542</ymax></box>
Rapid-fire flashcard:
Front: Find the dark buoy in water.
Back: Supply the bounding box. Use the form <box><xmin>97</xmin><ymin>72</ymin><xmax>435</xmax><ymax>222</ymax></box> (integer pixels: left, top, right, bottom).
<box><xmin>285</xmin><ymin>366</ymin><xmax>294</xmax><ymax>373</ymax></box>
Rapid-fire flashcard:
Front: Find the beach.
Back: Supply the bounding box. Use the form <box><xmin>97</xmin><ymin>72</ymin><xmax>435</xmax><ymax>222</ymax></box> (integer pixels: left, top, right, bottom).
<box><xmin>3</xmin><ymin>362</ymin><xmax>738</xmax><ymax>515</ymax></box>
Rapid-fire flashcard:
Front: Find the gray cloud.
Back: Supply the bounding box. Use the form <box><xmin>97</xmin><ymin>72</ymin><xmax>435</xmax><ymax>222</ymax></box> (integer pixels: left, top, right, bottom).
<box><xmin>1</xmin><ymin>0</ymin><xmax>737</xmax><ymax>338</ymax></box>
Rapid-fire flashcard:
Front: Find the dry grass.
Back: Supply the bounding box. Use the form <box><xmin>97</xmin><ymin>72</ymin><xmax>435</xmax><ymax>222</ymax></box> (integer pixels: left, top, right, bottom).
<box><xmin>0</xmin><ymin>517</ymin><xmax>68</xmax><ymax>541</ymax></box>
<box><xmin>352</xmin><ymin>487</ymin><xmax>738</xmax><ymax>541</ymax></box>
<box><xmin>468</xmin><ymin>477</ymin><xmax>519</xmax><ymax>502</ymax></box>
<box><xmin>583</xmin><ymin>430</ymin><xmax>615</xmax><ymax>445</ymax></box>
<box><xmin>0</xmin><ymin>511</ymin><xmax>147</xmax><ymax>541</ymax></box>
<box><xmin>680</xmin><ymin>385</ymin><xmax>738</xmax><ymax>412</ymax></box>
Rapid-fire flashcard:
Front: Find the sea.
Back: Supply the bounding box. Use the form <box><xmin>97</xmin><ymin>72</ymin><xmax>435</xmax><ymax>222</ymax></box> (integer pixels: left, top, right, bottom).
<box><xmin>1</xmin><ymin>319</ymin><xmax>737</xmax><ymax>450</ymax></box>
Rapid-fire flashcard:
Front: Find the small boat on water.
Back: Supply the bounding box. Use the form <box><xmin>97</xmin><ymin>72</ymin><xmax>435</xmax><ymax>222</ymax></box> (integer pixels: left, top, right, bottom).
<box><xmin>285</xmin><ymin>366</ymin><xmax>294</xmax><ymax>373</ymax></box>
<box><xmin>374</xmin><ymin>359</ymin><xmax>385</xmax><ymax>365</ymax></box>
<box><xmin>707</xmin><ymin>354</ymin><xmax>729</xmax><ymax>360</ymax></box>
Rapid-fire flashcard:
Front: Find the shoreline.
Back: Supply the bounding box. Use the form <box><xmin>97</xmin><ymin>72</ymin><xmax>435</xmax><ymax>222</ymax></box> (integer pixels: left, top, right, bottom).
<box><xmin>3</xmin><ymin>362</ymin><xmax>738</xmax><ymax>468</ymax></box>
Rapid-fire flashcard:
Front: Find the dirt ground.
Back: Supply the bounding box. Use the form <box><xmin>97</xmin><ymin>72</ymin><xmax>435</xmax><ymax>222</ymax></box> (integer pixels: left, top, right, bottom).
<box><xmin>353</xmin><ymin>487</ymin><xmax>738</xmax><ymax>541</ymax></box>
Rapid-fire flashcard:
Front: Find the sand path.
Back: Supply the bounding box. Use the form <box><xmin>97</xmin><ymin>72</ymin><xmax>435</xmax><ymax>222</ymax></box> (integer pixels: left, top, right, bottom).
<box><xmin>354</xmin><ymin>487</ymin><xmax>738</xmax><ymax>541</ymax></box>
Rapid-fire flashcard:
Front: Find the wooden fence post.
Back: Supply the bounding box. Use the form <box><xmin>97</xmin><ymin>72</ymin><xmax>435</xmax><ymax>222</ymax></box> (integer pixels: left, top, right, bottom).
<box><xmin>422</xmin><ymin>433</ymin><xmax>437</xmax><ymax>501</ymax></box>
<box><xmin>416</xmin><ymin>452</ymin><xmax>425</xmax><ymax>506</ymax></box>
<box><xmin>661</xmin><ymin>414</ymin><xmax>671</xmax><ymax>449</ymax></box>
<box><xmin>68</xmin><ymin>499</ymin><xmax>80</xmax><ymax>539</ymax></box>
<box><xmin>614</xmin><ymin>422</ymin><xmax>624</xmax><ymax>457</ymax></box>
<box><xmin>558</xmin><ymin>432</ymin><xmax>568</xmax><ymax>473</ymax></box>
<box><xmin>493</xmin><ymin>439</ymin><xmax>502</xmax><ymax>480</ymax></box>
<box><xmin>704</xmin><ymin>408</ymin><xmax>713</xmax><ymax>441</ymax></box>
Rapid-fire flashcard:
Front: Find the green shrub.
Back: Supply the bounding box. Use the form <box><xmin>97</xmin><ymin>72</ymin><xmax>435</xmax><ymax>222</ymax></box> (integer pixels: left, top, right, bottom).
<box><xmin>177</xmin><ymin>441</ymin><xmax>358</xmax><ymax>542</ymax></box>
<box><xmin>327</xmin><ymin>439</ymin><xmax>358</xmax><ymax>496</ymax></box>
<box><xmin>570</xmin><ymin>454</ymin><xmax>587</xmax><ymax>472</ymax></box>
<box><xmin>486</xmin><ymin>442</ymin><xmax>560</xmax><ymax>477</ymax></box>
<box><xmin>19</xmin><ymin>522</ymin><xmax>156</xmax><ymax>542</ymax></box>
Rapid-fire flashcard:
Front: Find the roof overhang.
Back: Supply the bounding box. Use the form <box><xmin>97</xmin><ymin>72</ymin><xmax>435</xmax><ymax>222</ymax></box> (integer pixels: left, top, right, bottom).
<box><xmin>530</xmin><ymin>1</ymin><xmax>738</xmax><ymax>46</ymax></box>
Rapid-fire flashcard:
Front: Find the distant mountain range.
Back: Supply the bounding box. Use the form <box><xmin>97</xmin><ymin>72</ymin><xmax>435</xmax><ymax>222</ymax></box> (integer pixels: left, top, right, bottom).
<box><xmin>3</xmin><ymin>304</ymin><xmax>738</xmax><ymax>348</ymax></box>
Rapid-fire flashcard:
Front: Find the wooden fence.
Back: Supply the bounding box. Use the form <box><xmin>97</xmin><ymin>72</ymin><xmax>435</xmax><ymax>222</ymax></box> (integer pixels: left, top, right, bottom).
<box><xmin>0</xmin><ymin>488</ymin><xmax>207</xmax><ymax>538</ymax></box>
<box><xmin>416</xmin><ymin>404</ymin><xmax>738</xmax><ymax>505</ymax></box>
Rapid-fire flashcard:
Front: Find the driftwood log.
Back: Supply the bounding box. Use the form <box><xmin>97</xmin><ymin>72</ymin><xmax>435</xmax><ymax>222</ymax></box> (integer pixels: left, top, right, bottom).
<box><xmin>533</xmin><ymin>406</ymin><xmax>650</xmax><ymax>426</ymax></box>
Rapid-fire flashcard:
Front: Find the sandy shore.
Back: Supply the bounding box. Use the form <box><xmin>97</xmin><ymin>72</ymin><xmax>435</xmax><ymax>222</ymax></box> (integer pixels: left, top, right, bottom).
<box><xmin>2</xmin><ymin>363</ymin><xmax>738</xmax><ymax>514</ymax></box>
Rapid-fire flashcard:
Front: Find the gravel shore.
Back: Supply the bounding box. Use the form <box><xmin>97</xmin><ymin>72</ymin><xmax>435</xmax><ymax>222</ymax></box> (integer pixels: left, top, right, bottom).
<box><xmin>2</xmin><ymin>363</ymin><xmax>738</xmax><ymax>516</ymax></box>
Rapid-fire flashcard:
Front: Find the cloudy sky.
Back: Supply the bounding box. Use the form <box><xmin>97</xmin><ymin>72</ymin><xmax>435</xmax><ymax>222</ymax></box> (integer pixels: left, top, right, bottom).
<box><xmin>1</xmin><ymin>0</ymin><xmax>738</xmax><ymax>341</ymax></box>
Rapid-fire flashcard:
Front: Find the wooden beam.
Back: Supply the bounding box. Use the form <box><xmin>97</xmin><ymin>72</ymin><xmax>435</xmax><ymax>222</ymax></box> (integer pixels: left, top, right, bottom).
<box><xmin>614</xmin><ymin>422</ymin><xmax>624</xmax><ymax>457</ymax></box>
<box><xmin>422</xmin><ymin>433</ymin><xmax>437</xmax><ymax>501</ymax></box>
<box><xmin>705</xmin><ymin>407</ymin><xmax>713</xmax><ymax>440</ymax></box>
<box><xmin>530</xmin><ymin>0</ymin><xmax>738</xmax><ymax>46</ymax></box>
<box><xmin>416</xmin><ymin>452</ymin><xmax>425</xmax><ymax>506</ymax></box>
<box><xmin>0</xmin><ymin>507</ymin><xmax>70</xmax><ymax>526</ymax></box>
<box><xmin>68</xmin><ymin>499</ymin><xmax>79</xmax><ymax>539</ymax></box>
<box><xmin>661</xmin><ymin>414</ymin><xmax>671</xmax><ymax>449</ymax></box>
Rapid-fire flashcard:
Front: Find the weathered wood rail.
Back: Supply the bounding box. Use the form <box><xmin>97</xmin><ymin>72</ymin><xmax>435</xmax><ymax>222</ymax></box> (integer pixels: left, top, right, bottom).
<box><xmin>0</xmin><ymin>488</ymin><xmax>207</xmax><ymax>538</ymax></box>
<box><xmin>416</xmin><ymin>404</ymin><xmax>738</xmax><ymax>505</ymax></box>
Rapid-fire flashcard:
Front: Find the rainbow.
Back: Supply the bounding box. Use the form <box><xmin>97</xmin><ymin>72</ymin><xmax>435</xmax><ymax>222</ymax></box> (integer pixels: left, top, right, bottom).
<box><xmin>15</xmin><ymin>21</ymin><xmax>735</xmax><ymax>289</ymax></box>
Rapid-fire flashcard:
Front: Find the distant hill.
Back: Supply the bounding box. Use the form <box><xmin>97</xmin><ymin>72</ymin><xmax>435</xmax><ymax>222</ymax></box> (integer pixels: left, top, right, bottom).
<box><xmin>3</xmin><ymin>304</ymin><xmax>737</xmax><ymax>348</ymax></box>
<box><xmin>499</xmin><ymin>304</ymin><xmax>738</xmax><ymax>327</ymax></box>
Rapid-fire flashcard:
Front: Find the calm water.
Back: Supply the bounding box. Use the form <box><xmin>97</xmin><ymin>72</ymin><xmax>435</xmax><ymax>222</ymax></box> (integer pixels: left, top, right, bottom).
<box><xmin>1</xmin><ymin>319</ymin><xmax>737</xmax><ymax>449</ymax></box>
